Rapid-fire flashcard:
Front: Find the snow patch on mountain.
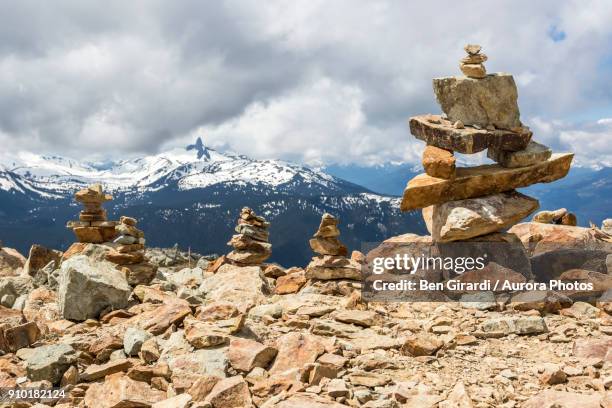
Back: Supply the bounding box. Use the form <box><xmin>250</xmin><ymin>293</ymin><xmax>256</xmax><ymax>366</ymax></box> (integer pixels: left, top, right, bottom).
<box><xmin>0</xmin><ymin>138</ymin><xmax>358</xmax><ymax>197</ymax></box>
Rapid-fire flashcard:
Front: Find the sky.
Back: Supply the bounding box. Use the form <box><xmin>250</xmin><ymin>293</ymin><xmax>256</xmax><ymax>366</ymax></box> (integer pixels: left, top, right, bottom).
<box><xmin>0</xmin><ymin>0</ymin><xmax>611</xmax><ymax>168</ymax></box>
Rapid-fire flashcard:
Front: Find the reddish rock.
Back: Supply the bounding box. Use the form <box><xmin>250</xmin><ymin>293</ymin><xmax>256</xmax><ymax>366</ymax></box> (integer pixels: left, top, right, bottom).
<box><xmin>422</xmin><ymin>145</ymin><xmax>456</xmax><ymax>179</ymax></box>
<box><xmin>0</xmin><ymin>247</ymin><xmax>26</xmax><ymax>277</ymax></box>
<box><xmin>83</xmin><ymin>373</ymin><xmax>166</xmax><ymax>408</ymax></box>
<box><xmin>572</xmin><ymin>337</ymin><xmax>612</xmax><ymax>361</ymax></box>
<box><xmin>204</xmin><ymin>375</ymin><xmax>253</xmax><ymax>408</ymax></box>
<box><xmin>269</xmin><ymin>332</ymin><xmax>326</xmax><ymax>375</ymax></box>
<box><xmin>275</xmin><ymin>271</ymin><xmax>307</xmax><ymax>294</ymax></box>
<box><xmin>401</xmin><ymin>334</ymin><xmax>444</xmax><ymax>357</ymax></box>
<box><xmin>228</xmin><ymin>338</ymin><xmax>277</xmax><ymax>372</ymax></box>
<box><xmin>522</xmin><ymin>390</ymin><xmax>603</xmax><ymax>408</ymax></box>
<box><xmin>23</xmin><ymin>244</ymin><xmax>62</xmax><ymax>276</ymax></box>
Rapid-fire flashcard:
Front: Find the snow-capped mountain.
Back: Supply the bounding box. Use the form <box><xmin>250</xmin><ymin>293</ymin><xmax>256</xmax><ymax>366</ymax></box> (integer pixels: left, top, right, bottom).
<box><xmin>0</xmin><ymin>138</ymin><xmax>425</xmax><ymax>265</ymax></box>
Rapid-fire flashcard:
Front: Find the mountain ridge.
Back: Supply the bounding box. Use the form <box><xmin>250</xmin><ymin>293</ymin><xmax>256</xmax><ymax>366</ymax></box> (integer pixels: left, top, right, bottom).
<box><xmin>0</xmin><ymin>138</ymin><xmax>426</xmax><ymax>266</ymax></box>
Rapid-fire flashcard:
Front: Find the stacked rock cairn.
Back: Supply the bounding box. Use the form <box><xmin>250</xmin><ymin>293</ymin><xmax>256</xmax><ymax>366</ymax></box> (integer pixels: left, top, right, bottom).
<box><xmin>305</xmin><ymin>213</ymin><xmax>362</xmax><ymax>280</ymax></box>
<box><xmin>403</xmin><ymin>45</ymin><xmax>574</xmax><ymax>243</ymax></box>
<box><xmin>227</xmin><ymin>207</ymin><xmax>272</xmax><ymax>265</ymax></box>
<box><xmin>67</xmin><ymin>184</ymin><xmax>117</xmax><ymax>243</ymax></box>
<box><xmin>66</xmin><ymin>184</ymin><xmax>156</xmax><ymax>285</ymax></box>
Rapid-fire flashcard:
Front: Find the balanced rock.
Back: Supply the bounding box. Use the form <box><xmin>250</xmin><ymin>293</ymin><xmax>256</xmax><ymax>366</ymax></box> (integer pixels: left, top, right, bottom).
<box><xmin>433</xmin><ymin>72</ymin><xmax>521</xmax><ymax>130</ymax></box>
<box><xmin>58</xmin><ymin>255</ymin><xmax>131</xmax><ymax>321</ymax></box>
<box><xmin>422</xmin><ymin>145</ymin><xmax>456</xmax><ymax>179</ymax></box>
<box><xmin>401</xmin><ymin>153</ymin><xmax>573</xmax><ymax>210</ymax></box>
<box><xmin>459</xmin><ymin>44</ymin><xmax>487</xmax><ymax>79</ymax></box>
<box><xmin>227</xmin><ymin>207</ymin><xmax>271</xmax><ymax>265</ymax></box>
<box><xmin>423</xmin><ymin>191</ymin><xmax>539</xmax><ymax>242</ymax></box>
<box><xmin>409</xmin><ymin>114</ymin><xmax>532</xmax><ymax>154</ymax></box>
<box><xmin>309</xmin><ymin>213</ymin><xmax>348</xmax><ymax>256</ymax></box>
<box><xmin>488</xmin><ymin>140</ymin><xmax>552</xmax><ymax>168</ymax></box>
<box><xmin>305</xmin><ymin>255</ymin><xmax>362</xmax><ymax>280</ymax></box>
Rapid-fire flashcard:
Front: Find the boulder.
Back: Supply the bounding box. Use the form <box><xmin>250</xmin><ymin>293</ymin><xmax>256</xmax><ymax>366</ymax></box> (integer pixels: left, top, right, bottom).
<box><xmin>409</xmin><ymin>114</ymin><xmax>531</xmax><ymax>154</ymax></box>
<box><xmin>57</xmin><ymin>255</ymin><xmax>131</xmax><ymax>321</ymax></box>
<box><xmin>199</xmin><ymin>264</ymin><xmax>271</xmax><ymax>309</ymax></box>
<box><xmin>269</xmin><ymin>332</ymin><xmax>325</xmax><ymax>375</ymax></box>
<box><xmin>25</xmin><ymin>343</ymin><xmax>76</xmax><ymax>384</ymax></box>
<box><xmin>204</xmin><ymin>375</ymin><xmax>253</xmax><ymax>408</ymax></box>
<box><xmin>425</xmin><ymin>191</ymin><xmax>539</xmax><ymax>242</ymax></box>
<box><xmin>0</xmin><ymin>247</ymin><xmax>26</xmax><ymax>277</ymax></box>
<box><xmin>275</xmin><ymin>270</ymin><xmax>307</xmax><ymax>294</ymax></box>
<box><xmin>531</xmin><ymin>248</ymin><xmax>611</xmax><ymax>282</ymax></box>
<box><xmin>83</xmin><ymin>373</ymin><xmax>166</xmax><ymax>408</ymax></box>
<box><xmin>508</xmin><ymin>222</ymin><xmax>612</xmax><ymax>255</ymax></box>
<box><xmin>123</xmin><ymin>327</ymin><xmax>153</xmax><ymax>356</ymax></box>
<box><xmin>422</xmin><ymin>145</ymin><xmax>456</xmax><ymax>179</ymax></box>
<box><xmin>401</xmin><ymin>153</ymin><xmax>573</xmax><ymax>210</ymax></box>
<box><xmin>433</xmin><ymin>73</ymin><xmax>521</xmax><ymax>129</ymax></box>
<box><xmin>488</xmin><ymin>140</ymin><xmax>552</xmax><ymax>168</ymax></box>
<box><xmin>522</xmin><ymin>390</ymin><xmax>604</xmax><ymax>408</ymax></box>
<box><xmin>439</xmin><ymin>381</ymin><xmax>474</xmax><ymax>408</ymax></box>
<box><xmin>228</xmin><ymin>338</ymin><xmax>277</xmax><ymax>372</ymax></box>
<box><xmin>80</xmin><ymin>359</ymin><xmax>133</xmax><ymax>381</ymax></box>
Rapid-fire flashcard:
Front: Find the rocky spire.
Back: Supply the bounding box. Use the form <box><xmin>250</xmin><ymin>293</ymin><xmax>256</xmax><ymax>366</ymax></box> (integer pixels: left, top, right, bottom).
<box><xmin>227</xmin><ymin>207</ymin><xmax>272</xmax><ymax>265</ymax></box>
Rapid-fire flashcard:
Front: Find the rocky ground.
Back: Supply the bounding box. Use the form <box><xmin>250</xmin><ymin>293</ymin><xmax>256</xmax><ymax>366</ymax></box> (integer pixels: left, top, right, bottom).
<box><xmin>0</xmin><ymin>221</ymin><xmax>611</xmax><ymax>408</ymax></box>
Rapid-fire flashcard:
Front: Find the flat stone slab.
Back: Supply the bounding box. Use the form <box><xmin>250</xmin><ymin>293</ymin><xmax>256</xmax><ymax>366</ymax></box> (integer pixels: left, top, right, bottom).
<box><xmin>433</xmin><ymin>73</ymin><xmax>521</xmax><ymax>129</ymax></box>
<box><xmin>409</xmin><ymin>115</ymin><xmax>531</xmax><ymax>154</ymax></box>
<box><xmin>488</xmin><ymin>140</ymin><xmax>552</xmax><ymax>168</ymax></box>
<box><xmin>401</xmin><ymin>153</ymin><xmax>573</xmax><ymax>211</ymax></box>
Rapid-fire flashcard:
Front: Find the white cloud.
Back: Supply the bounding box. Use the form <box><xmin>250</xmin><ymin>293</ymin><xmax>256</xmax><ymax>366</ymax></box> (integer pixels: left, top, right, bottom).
<box><xmin>0</xmin><ymin>0</ymin><xmax>611</xmax><ymax>167</ymax></box>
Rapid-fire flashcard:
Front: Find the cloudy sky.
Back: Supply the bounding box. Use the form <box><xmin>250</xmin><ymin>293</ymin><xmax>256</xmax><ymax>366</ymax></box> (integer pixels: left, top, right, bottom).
<box><xmin>0</xmin><ymin>0</ymin><xmax>611</xmax><ymax>167</ymax></box>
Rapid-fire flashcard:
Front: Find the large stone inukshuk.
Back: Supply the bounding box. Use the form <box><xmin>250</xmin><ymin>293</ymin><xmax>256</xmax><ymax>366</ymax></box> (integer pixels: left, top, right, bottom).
<box><xmin>227</xmin><ymin>207</ymin><xmax>272</xmax><ymax>265</ymax></box>
<box><xmin>305</xmin><ymin>213</ymin><xmax>361</xmax><ymax>280</ymax></box>
<box><xmin>67</xmin><ymin>184</ymin><xmax>117</xmax><ymax>243</ymax></box>
<box><xmin>402</xmin><ymin>45</ymin><xmax>573</xmax><ymax>243</ymax></box>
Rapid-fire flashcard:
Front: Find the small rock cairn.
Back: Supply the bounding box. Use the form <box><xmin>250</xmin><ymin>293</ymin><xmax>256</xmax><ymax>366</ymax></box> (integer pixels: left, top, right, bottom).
<box><xmin>66</xmin><ymin>184</ymin><xmax>156</xmax><ymax>285</ymax></box>
<box><xmin>67</xmin><ymin>184</ymin><xmax>116</xmax><ymax>243</ymax></box>
<box><xmin>227</xmin><ymin>207</ymin><xmax>272</xmax><ymax>265</ymax></box>
<box><xmin>403</xmin><ymin>44</ymin><xmax>574</xmax><ymax>243</ymax></box>
<box><xmin>305</xmin><ymin>213</ymin><xmax>361</xmax><ymax>280</ymax></box>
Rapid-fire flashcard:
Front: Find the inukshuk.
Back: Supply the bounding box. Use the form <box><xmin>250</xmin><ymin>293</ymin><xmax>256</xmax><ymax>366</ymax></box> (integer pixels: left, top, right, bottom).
<box><xmin>67</xmin><ymin>184</ymin><xmax>117</xmax><ymax>243</ymax></box>
<box><xmin>67</xmin><ymin>185</ymin><xmax>156</xmax><ymax>285</ymax></box>
<box><xmin>227</xmin><ymin>207</ymin><xmax>272</xmax><ymax>265</ymax></box>
<box><xmin>403</xmin><ymin>45</ymin><xmax>573</xmax><ymax>242</ymax></box>
<box><xmin>305</xmin><ymin>213</ymin><xmax>361</xmax><ymax>280</ymax></box>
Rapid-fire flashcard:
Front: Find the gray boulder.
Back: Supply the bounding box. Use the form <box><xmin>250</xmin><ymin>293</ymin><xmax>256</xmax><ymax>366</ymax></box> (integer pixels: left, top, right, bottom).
<box><xmin>58</xmin><ymin>255</ymin><xmax>131</xmax><ymax>321</ymax></box>
<box><xmin>124</xmin><ymin>327</ymin><xmax>153</xmax><ymax>356</ymax></box>
<box><xmin>25</xmin><ymin>343</ymin><xmax>76</xmax><ymax>384</ymax></box>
